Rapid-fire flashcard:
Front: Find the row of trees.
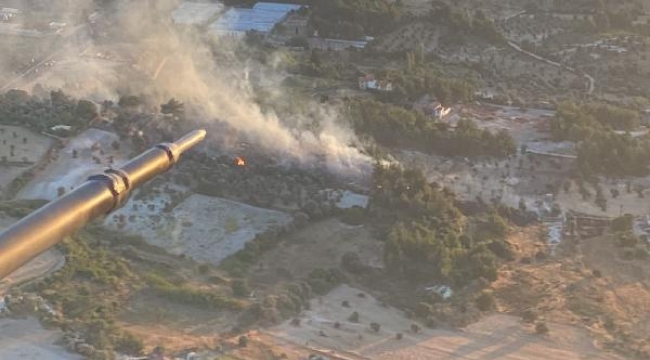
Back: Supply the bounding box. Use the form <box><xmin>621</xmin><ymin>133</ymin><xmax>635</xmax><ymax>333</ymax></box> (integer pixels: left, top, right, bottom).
<box><xmin>378</xmin><ymin>64</ymin><xmax>476</xmax><ymax>105</ymax></box>
<box><xmin>370</xmin><ymin>165</ymin><xmax>512</xmax><ymax>286</ymax></box>
<box><xmin>349</xmin><ymin>99</ymin><xmax>516</xmax><ymax>157</ymax></box>
<box><xmin>308</xmin><ymin>0</ymin><xmax>404</xmax><ymax>39</ymax></box>
<box><xmin>551</xmin><ymin>100</ymin><xmax>640</xmax><ymax>140</ymax></box>
<box><xmin>551</xmin><ymin>100</ymin><xmax>650</xmax><ymax>177</ymax></box>
<box><xmin>429</xmin><ymin>3</ymin><xmax>505</xmax><ymax>46</ymax></box>
<box><xmin>0</xmin><ymin>89</ymin><xmax>97</xmax><ymax>132</ymax></box>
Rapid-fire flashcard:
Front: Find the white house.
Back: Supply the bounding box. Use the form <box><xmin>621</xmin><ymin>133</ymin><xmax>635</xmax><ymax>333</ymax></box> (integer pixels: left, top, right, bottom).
<box><xmin>358</xmin><ymin>74</ymin><xmax>392</xmax><ymax>92</ymax></box>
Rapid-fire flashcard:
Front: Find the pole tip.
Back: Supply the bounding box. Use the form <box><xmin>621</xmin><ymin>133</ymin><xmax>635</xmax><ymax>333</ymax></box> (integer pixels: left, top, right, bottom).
<box><xmin>174</xmin><ymin>129</ymin><xmax>207</xmax><ymax>154</ymax></box>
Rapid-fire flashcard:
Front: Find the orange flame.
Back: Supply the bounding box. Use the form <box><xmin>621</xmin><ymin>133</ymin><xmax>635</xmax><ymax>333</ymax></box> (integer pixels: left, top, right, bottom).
<box><xmin>235</xmin><ymin>156</ymin><xmax>246</xmax><ymax>166</ymax></box>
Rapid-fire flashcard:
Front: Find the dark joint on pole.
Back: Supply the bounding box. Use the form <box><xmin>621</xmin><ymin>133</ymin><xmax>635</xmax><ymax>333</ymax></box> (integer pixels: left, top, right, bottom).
<box><xmin>0</xmin><ymin>129</ymin><xmax>206</xmax><ymax>280</ymax></box>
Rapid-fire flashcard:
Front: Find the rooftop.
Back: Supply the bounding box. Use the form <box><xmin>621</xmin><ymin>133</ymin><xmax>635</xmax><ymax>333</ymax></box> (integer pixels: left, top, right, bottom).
<box><xmin>172</xmin><ymin>1</ymin><xmax>224</xmax><ymax>25</ymax></box>
<box><xmin>208</xmin><ymin>2</ymin><xmax>302</xmax><ymax>34</ymax></box>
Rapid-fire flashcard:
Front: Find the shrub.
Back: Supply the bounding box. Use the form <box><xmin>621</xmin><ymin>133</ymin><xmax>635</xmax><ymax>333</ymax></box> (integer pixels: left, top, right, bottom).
<box><xmin>475</xmin><ymin>291</ymin><xmax>495</xmax><ymax>311</ymax></box>
<box><xmin>348</xmin><ymin>311</ymin><xmax>360</xmax><ymax>323</ymax></box>
<box><xmin>415</xmin><ymin>302</ymin><xmax>433</xmax><ymax>318</ymax></box>
<box><xmin>611</xmin><ymin>214</ymin><xmax>634</xmax><ymax>233</ymax></box>
<box><xmin>114</xmin><ymin>331</ymin><xmax>144</xmax><ymax>356</ymax></box>
<box><xmin>370</xmin><ymin>322</ymin><xmax>381</xmax><ymax>332</ymax></box>
<box><xmin>616</xmin><ymin>232</ymin><xmax>640</xmax><ymax>248</ymax></box>
<box><xmin>396</xmin><ymin>332</ymin><xmax>403</xmax><ymax>340</ymax></box>
<box><xmin>535</xmin><ymin>322</ymin><xmax>549</xmax><ymax>335</ymax></box>
<box><xmin>411</xmin><ymin>324</ymin><xmax>420</xmax><ymax>333</ymax></box>
<box><xmin>238</xmin><ymin>335</ymin><xmax>248</xmax><ymax>347</ymax></box>
<box><xmin>231</xmin><ymin>279</ymin><xmax>251</xmax><ymax>298</ymax></box>
<box><xmin>197</xmin><ymin>264</ymin><xmax>210</xmax><ymax>275</ymax></box>
<box><xmin>592</xmin><ymin>269</ymin><xmax>602</xmax><ymax>278</ymax></box>
<box><xmin>487</xmin><ymin>240</ymin><xmax>515</xmax><ymax>261</ymax></box>
<box><xmin>340</xmin><ymin>206</ymin><xmax>365</xmax><ymax>225</ymax></box>
<box><xmin>341</xmin><ymin>252</ymin><xmax>365</xmax><ymax>273</ymax></box>
<box><xmin>522</xmin><ymin>310</ymin><xmax>537</xmax><ymax>323</ymax></box>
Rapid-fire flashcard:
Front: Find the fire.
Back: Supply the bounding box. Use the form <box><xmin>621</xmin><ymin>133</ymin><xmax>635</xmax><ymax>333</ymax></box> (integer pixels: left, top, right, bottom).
<box><xmin>235</xmin><ymin>156</ymin><xmax>246</xmax><ymax>166</ymax></box>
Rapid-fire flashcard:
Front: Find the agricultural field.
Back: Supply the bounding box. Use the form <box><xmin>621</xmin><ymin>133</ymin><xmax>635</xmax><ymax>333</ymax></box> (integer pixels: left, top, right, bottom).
<box><xmin>106</xmin><ymin>192</ymin><xmax>293</xmax><ymax>266</ymax></box>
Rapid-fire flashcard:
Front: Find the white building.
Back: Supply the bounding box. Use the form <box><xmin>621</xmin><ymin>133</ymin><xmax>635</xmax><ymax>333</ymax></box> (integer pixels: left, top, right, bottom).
<box><xmin>358</xmin><ymin>74</ymin><xmax>392</xmax><ymax>92</ymax></box>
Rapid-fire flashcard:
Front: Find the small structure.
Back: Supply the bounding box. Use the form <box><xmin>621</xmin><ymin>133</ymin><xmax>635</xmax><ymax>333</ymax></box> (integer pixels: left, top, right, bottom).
<box><xmin>424</xmin><ymin>285</ymin><xmax>453</xmax><ymax>300</ymax></box>
<box><xmin>424</xmin><ymin>101</ymin><xmax>451</xmax><ymax>119</ymax></box>
<box><xmin>358</xmin><ymin>74</ymin><xmax>392</xmax><ymax>92</ymax></box>
<box><xmin>49</xmin><ymin>22</ymin><xmax>66</xmax><ymax>30</ymax></box>
<box><xmin>414</xmin><ymin>94</ymin><xmax>451</xmax><ymax>119</ymax></box>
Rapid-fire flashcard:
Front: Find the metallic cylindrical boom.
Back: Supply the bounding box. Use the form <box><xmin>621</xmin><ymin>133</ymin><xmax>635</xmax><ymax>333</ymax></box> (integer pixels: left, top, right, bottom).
<box><xmin>0</xmin><ymin>129</ymin><xmax>206</xmax><ymax>280</ymax></box>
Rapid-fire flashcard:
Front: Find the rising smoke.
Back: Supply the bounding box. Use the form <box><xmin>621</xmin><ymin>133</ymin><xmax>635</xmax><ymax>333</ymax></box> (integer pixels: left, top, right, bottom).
<box><xmin>7</xmin><ymin>0</ymin><xmax>373</xmax><ymax>179</ymax></box>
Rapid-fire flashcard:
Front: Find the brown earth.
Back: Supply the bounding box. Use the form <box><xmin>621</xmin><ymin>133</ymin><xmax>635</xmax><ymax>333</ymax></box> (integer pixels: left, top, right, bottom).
<box><xmin>493</xmin><ymin>225</ymin><xmax>650</xmax><ymax>358</ymax></box>
<box><xmin>249</xmin><ymin>218</ymin><xmax>383</xmax><ymax>290</ymax></box>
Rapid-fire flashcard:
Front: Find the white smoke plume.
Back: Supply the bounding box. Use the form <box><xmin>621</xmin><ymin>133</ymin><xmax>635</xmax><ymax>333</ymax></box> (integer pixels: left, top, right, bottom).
<box><xmin>0</xmin><ymin>0</ymin><xmax>373</xmax><ymax>179</ymax></box>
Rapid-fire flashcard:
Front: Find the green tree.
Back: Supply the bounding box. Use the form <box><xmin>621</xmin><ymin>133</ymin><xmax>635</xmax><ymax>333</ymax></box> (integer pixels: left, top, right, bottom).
<box><xmin>76</xmin><ymin>100</ymin><xmax>98</xmax><ymax>120</ymax></box>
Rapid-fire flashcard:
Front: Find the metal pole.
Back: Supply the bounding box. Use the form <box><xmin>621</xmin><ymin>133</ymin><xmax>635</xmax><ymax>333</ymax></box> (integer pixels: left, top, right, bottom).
<box><xmin>0</xmin><ymin>129</ymin><xmax>206</xmax><ymax>280</ymax></box>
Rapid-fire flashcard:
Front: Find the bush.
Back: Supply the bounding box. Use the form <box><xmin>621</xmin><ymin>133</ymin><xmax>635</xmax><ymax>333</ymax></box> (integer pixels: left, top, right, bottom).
<box><xmin>231</xmin><ymin>279</ymin><xmax>251</xmax><ymax>298</ymax></box>
<box><xmin>475</xmin><ymin>291</ymin><xmax>495</xmax><ymax>311</ymax></box>
<box><xmin>348</xmin><ymin>311</ymin><xmax>360</xmax><ymax>323</ymax></box>
<box><xmin>370</xmin><ymin>322</ymin><xmax>381</xmax><ymax>332</ymax></box>
<box><xmin>415</xmin><ymin>302</ymin><xmax>433</xmax><ymax>318</ymax></box>
<box><xmin>340</xmin><ymin>206</ymin><xmax>365</xmax><ymax>225</ymax></box>
<box><xmin>411</xmin><ymin>324</ymin><xmax>420</xmax><ymax>333</ymax></box>
<box><xmin>487</xmin><ymin>240</ymin><xmax>515</xmax><ymax>261</ymax></box>
<box><xmin>238</xmin><ymin>335</ymin><xmax>248</xmax><ymax>348</ymax></box>
<box><xmin>616</xmin><ymin>232</ymin><xmax>640</xmax><ymax>248</ymax></box>
<box><xmin>307</xmin><ymin>268</ymin><xmax>346</xmax><ymax>295</ymax></box>
<box><xmin>592</xmin><ymin>269</ymin><xmax>602</xmax><ymax>278</ymax></box>
<box><xmin>535</xmin><ymin>322</ymin><xmax>549</xmax><ymax>335</ymax></box>
<box><xmin>197</xmin><ymin>264</ymin><xmax>210</xmax><ymax>275</ymax></box>
<box><xmin>341</xmin><ymin>252</ymin><xmax>365</xmax><ymax>273</ymax></box>
<box><xmin>522</xmin><ymin>310</ymin><xmax>537</xmax><ymax>324</ymax></box>
<box><xmin>611</xmin><ymin>214</ymin><xmax>634</xmax><ymax>233</ymax></box>
<box><xmin>114</xmin><ymin>331</ymin><xmax>144</xmax><ymax>356</ymax></box>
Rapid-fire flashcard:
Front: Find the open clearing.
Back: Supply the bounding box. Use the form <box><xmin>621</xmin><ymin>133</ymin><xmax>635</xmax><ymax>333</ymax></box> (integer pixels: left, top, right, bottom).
<box><xmin>250</xmin><ymin>218</ymin><xmax>382</xmax><ymax>288</ymax></box>
<box><xmin>0</xmin><ymin>317</ymin><xmax>81</xmax><ymax>360</ymax></box>
<box><xmin>17</xmin><ymin>128</ymin><xmax>129</xmax><ymax>201</ymax></box>
<box><xmin>268</xmin><ymin>284</ymin><xmax>621</xmax><ymax>360</ymax></box>
<box><xmin>118</xmin><ymin>292</ymin><xmax>238</xmax><ymax>351</ymax></box>
<box><xmin>106</xmin><ymin>193</ymin><xmax>293</xmax><ymax>266</ymax></box>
